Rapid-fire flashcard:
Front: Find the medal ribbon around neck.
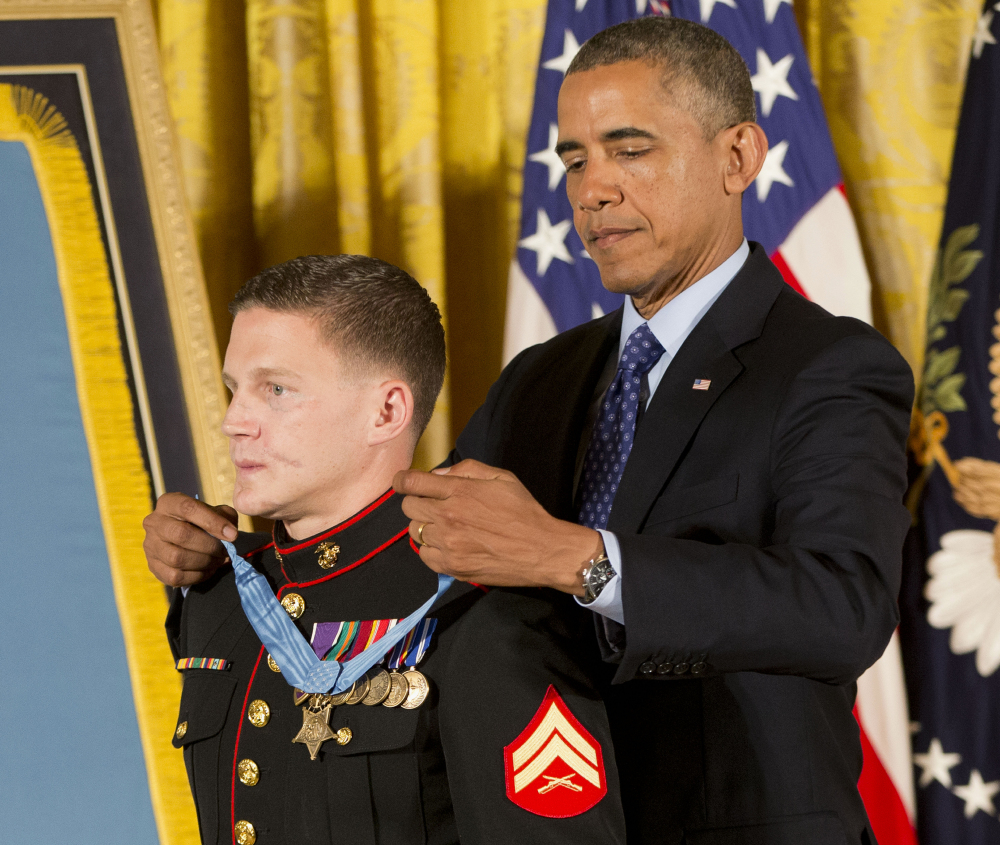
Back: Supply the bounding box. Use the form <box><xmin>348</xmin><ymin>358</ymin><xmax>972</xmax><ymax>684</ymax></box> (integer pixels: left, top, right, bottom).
<box><xmin>223</xmin><ymin>540</ymin><xmax>454</xmax><ymax>694</ymax></box>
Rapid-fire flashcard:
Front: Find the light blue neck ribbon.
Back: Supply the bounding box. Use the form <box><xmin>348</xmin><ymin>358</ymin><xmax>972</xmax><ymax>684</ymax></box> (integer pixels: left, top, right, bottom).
<box><xmin>223</xmin><ymin>540</ymin><xmax>454</xmax><ymax>694</ymax></box>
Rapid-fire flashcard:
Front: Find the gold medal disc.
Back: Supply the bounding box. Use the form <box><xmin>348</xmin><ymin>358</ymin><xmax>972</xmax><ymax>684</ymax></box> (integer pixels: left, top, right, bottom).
<box><xmin>344</xmin><ymin>674</ymin><xmax>370</xmax><ymax>705</ymax></box>
<box><xmin>361</xmin><ymin>669</ymin><xmax>391</xmax><ymax>705</ymax></box>
<box><xmin>382</xmin><ymin>671</ymin><xmax>409</xmax><ymax>707</ymax></box>
<box><xmin>328</xmin><ymin>685</ymin><xmax>353</xmax><ymax>706</ymax></box>
<box><xmin>401</xmin><ymin>669</ymin><xmax>430</xmax><ymax>709</ymax></box>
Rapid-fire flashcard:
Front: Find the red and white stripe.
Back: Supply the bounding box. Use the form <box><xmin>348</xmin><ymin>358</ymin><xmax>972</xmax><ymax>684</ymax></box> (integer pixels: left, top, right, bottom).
<box><xmin>857</xmin><ymin>631</ymin><xmax>918</xmax><ymax>845</ymax></box>
<box><xmin>770</xmin><ymin>185</ymin><xmax>872</xmax><ymax>322</ymax></box>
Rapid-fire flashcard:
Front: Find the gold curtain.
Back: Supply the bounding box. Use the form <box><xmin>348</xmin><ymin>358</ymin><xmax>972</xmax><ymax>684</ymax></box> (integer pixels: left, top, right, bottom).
<box><xmin>156</xmin><ymin>0</ymin><xmax>983</xmax><ymax>465</ymax></box>
<box><xmin>156</xmin><ymin>0</ymin><xmax>548</xmax><ymax>469</ymax></box>
<box><xmin>795</xmin><ymin>0</ymin><xmax>981</xmax><ymax>376</ymax></box>
<box><xmin>148</xmin><ymin>2</ymin><xmax>984</xmax><ymax>840</ymax></box>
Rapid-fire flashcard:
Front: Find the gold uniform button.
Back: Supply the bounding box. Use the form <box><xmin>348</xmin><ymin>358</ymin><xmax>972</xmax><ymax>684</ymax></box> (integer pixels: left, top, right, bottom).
<box><xmin>281</xmin><ymin>592</ymin><xmax>305</xmax><ymax>619</ymax></box>
<box><xmin>336</xmin><ymin>727</ymin><xmax>352</xmax><ymax>746</ymax></box>
<box><xmin>175</xmin><ymin>721</ymin><xmax>188</xmax><ymax>740</ymax></box>
<box><xmin>238</xmin><ymin>758</ymin><xmax>260</xmax><ymax>786</ymax></box>
<box><xmin>247</xmin><ymin>699</ymin><xmax>270</xmax><ymax>727</ymax></box>
<box><xmin>234</xmin><ymin>819</ymin><xmax>256</xmax><ymax>845</ymax></box>
<box><xmin>267</xmin><ymin>654</ymin><xmax>281</xmax><ymax>673</ymax></box>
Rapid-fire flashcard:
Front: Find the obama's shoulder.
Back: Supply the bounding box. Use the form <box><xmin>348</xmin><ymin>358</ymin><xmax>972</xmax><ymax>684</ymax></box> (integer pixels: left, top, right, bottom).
<box><xmin>500</xmin><ymin>311</ymin><xmax>620</xmax><ymax>384</ymax></box>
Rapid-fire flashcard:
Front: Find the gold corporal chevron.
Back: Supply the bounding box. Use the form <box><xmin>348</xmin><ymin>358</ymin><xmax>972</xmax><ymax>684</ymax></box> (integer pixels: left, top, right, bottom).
<box><xmin>510</xmin><ymin>697</ymin><xmax>598</xmax><ymax>769</ymax></box>
<box><xmin>513</xmin><ymin>731</ymin><xmax>601</xmax><ymax>792</ymax></box>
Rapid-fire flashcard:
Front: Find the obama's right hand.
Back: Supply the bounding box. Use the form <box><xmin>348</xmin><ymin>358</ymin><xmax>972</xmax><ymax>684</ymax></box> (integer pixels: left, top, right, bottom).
<box><xmin>142</xmin><ymin>493</ymin><xmax>239</xmax><ymax>588</ymax></box>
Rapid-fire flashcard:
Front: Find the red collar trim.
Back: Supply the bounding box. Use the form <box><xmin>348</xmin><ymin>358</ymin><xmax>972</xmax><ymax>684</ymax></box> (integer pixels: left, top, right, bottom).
<box><xmin>273</xmin><ymin>489</ymin><xmax>395</xmax><ymax>554</ymax></box>
<box><xmin>242</xmin><ymin>540</ymin><xmax>274</xmax><ymax>559</ymax></box>
<box><xmin>277</xmin><ymin>528</ymin><xmax>410</xmax><ymax>592</ymax></box>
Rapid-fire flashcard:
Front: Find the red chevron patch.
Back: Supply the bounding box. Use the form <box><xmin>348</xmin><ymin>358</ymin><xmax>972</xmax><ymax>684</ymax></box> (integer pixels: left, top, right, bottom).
<box><xmin>503</xmin><ymin>685</ymin><xmax>607</xmax><ymax>818</ymax></box>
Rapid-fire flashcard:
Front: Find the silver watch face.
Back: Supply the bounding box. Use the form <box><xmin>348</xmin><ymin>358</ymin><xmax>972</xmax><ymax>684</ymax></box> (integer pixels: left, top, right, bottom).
<box><xmin>583</xmin><ymin>557</ymin><xmax>614</xmax><ymax>603</ymax></box>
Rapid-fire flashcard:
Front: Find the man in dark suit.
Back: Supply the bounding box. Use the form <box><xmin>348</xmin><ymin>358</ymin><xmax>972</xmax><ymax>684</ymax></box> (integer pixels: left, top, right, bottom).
<box><xmin>144</xmin><ymin>18</ymin><xmax>913</xmax><ymax>844</ymax></box>
<box><xmin>393</xmin><ymin>18</ymin><xmax>914</xmax><ymax>845</ymax></box>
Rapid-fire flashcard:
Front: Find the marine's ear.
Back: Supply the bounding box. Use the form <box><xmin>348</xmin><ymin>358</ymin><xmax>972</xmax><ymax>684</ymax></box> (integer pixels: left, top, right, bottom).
<box><xmin>368</xmin><ymin>379</ymin><xmax>414</xmax><ymax>447</ymax></box>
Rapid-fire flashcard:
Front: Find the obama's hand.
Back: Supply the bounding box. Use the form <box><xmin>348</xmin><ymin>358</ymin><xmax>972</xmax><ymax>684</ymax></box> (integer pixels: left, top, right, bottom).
<box><xmin>394</xmin><ymin>459</ymin><xmax>600</xmax><ymax>595</ymax></box>
<box><xmin>142</xmin><ymin>493</ymin><xmax>238</xmax><ymax>588</ymax></box>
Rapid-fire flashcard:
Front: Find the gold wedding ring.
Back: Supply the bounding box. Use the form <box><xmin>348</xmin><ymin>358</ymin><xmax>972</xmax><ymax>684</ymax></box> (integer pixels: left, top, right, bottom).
<box><xmin>416</xmin><ymin>522</ymin><xmax>427</xmax><ymax>545</ymax></box>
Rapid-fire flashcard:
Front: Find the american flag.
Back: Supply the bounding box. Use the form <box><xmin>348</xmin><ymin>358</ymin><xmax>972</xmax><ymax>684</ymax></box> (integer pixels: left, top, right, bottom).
<box><xmin>901</xmin><ymin>3</ymin><xmax>1000</xmax><ymax>843</ymax></box>
<box><xmin>503</xmin><ymin>1</ymin><xmax>916</xmax><ymax>843</ymax></box>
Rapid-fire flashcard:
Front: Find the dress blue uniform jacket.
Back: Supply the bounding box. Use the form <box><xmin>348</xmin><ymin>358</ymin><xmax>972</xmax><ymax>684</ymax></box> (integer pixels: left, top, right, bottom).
<box><xmin>167</xmin><ymin>493</ymin><xmax>628</xmax><ymax>844</ymax></box>
<box><xmin>450</xmin><ymin>243</ymin><xmax>915</xmax><ymax>845</ymax></box>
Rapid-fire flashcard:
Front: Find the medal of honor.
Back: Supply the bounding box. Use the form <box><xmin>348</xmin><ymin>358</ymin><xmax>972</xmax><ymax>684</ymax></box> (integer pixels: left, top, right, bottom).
<box><xmin>292</xmin><ymin>697</ymin><xmax>338</xmax><ymax>760</ymax></box>
<box><xmin>401</xmin><ymin>669</ymin><xmax>430</xmax><ymax>709</ymax></box>
<box><xmin>362</xmin><ymin>669</ymin><xmax>391</xmax><ymax>705</ymax></box>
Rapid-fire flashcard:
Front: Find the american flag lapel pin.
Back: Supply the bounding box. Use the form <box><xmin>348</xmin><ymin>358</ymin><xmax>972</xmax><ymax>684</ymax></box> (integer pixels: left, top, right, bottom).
<box><xmin>692</xmin><ymin>379</ymin><xmax>711</xmax><ymax>391</ymax></box>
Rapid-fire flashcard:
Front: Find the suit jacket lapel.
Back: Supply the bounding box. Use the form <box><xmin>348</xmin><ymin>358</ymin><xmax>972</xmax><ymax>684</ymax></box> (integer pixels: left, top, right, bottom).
<box><xmin>606</xmin><ymin>243</ymin><xmax>786</xmax><ymax>535</ymax></box>
<box><xmin>501</xmin><ymin>311</ymin><xmax>621</xmax><ymax>521</ymax></box>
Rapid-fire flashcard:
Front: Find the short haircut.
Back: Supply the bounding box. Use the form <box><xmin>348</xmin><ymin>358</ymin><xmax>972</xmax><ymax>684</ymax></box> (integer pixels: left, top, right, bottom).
<box><xmin>566</xmin><ymin>16</ymin><xmax>756</xmax><ymax>138</ymax></box>
<box><xmin>230</xmin><ymin>254</ymin><xmax>446</xmax><ymax>438</ymax></box>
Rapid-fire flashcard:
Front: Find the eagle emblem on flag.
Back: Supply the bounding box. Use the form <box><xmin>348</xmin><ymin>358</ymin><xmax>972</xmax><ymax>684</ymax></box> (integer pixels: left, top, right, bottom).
<box><xmin>503</xmin><ymin>685</ymin><xmax>607</xmax><ymax>817</ymax></box>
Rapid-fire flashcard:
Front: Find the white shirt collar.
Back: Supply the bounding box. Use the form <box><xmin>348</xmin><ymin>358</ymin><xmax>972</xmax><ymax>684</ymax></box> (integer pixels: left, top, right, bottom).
<box><xmin>619</xmin><ymin>239</ymin><xmax>750</xmax><ymax>360</ymax></box>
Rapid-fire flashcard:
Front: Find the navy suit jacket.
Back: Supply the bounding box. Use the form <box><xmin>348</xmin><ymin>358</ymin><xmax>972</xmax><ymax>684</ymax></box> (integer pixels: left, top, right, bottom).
<box><xmin>451</xmin><ymin>243</ymin><xmax>914</xmax><ymax>844</ymax></box>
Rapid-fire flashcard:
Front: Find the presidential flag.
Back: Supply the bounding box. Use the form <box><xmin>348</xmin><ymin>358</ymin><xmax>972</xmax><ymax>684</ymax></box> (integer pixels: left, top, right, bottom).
<box><xmin>503</xmin><ymin>3</ymin><xmax>914</xmax><ymax>843</ymax></box>
<box><xmin>901</xmin><ymin>3</ymin><xmax>1000</xmax><ymax>843</ymax></box>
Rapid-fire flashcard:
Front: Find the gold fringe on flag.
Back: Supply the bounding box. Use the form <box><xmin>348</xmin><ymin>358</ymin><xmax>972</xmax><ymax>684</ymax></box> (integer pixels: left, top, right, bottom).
<box><xmin>0</xmin><ymin>83</ymin><xmax>199</xmax><ymax>845</ymax></box>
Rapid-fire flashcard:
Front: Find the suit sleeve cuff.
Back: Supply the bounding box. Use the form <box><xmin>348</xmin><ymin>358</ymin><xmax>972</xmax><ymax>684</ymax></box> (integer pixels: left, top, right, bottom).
<box><xmin>574</xmin><ymin>529</ymin><xmax>625</xmax><ymax>625</ymax></box>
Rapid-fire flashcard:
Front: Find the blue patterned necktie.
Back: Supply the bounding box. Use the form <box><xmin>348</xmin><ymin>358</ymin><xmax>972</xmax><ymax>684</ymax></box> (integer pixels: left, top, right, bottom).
<box><xmin>578</xmin><ymin>323</ymin><xmax>666</xmax><ymax>529</ymax></box>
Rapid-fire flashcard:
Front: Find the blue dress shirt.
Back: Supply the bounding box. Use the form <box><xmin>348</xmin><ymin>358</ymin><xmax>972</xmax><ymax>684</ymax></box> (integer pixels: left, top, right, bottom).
<box><xmin>579</xmin><ymin>240</ymin><xmax>750</xmax><ymax>624</ymax></box>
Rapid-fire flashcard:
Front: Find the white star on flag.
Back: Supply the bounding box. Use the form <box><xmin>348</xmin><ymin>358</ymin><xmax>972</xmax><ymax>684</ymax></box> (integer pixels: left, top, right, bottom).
<box><xmin>763</xmin><ymin>0</ymin><xmax>793</xmax><ymax>24</ymax></box>
<box><xmin>913</xmin><ymin>738</ymin><xmax>962</xmax><ymax>788</ymax></box>
<box><xmin>754</xmin><ymin>139</ymin><xmax>794</xmax><ymax>202</ymax></box>
<box><xmin>952</xmin><ymin>770</ymin><xmax>1000</xmax><ymax>819</ymax></box>
<box><xmin>972</xmin><ymin>10</ymin><xmax>997</xmax><ymax>59</ymax></box>
<box><xmin>529</xmin><ymin>124</ymin><xmax>566</xmax><ymax>191</ymax></box>
<box><xmin>519</xmin><ymin>209</ymin><xmax>575</xmax><ymax>275</ymax></box>
<box><xmin>575</xmin><ymin>0</ymin><xmax>588</xmax><ymax>12</ymax></box>
<box><xmin>543</xmin><ymin>30</ymin><xmax>581</xmax><ymax>75</ymax></box>
<box><xmin>699</xmin><ymin>0</ymin><xmax>737</xmax><ymax>24</ymax></box>
<box><xmin>751</xmin><ymin>49</ymin><xmax>798</xmax><ymax>118</ymax></box>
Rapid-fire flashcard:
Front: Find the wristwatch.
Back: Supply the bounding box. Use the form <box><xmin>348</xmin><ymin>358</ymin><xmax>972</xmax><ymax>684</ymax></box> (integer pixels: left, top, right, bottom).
<box><xmin>580</xmin><ymin>552</ymin><xmax>615</xmax><ymax>604</ymax></box>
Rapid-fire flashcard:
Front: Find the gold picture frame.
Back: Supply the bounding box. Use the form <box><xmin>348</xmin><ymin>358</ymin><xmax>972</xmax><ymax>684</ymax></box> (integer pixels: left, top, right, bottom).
<box><xmin>0</xmin><ymin>3</ymin><xmax>231</xmax><ymax>843</ymax></box>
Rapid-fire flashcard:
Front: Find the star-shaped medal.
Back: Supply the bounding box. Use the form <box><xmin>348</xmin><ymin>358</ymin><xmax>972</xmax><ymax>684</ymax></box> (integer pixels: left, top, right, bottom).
<box><xmin>292</xmin><ymin>701</ymin><xmax>337</xmax><ymax>760</ymax></box>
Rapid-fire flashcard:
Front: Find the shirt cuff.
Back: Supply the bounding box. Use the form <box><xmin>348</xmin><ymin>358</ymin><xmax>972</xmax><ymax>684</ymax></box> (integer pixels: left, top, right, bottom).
<box><xmin>574</xmin><ymin>529</ymin><xmax>624</xmax><ymax>625</ymax></box>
